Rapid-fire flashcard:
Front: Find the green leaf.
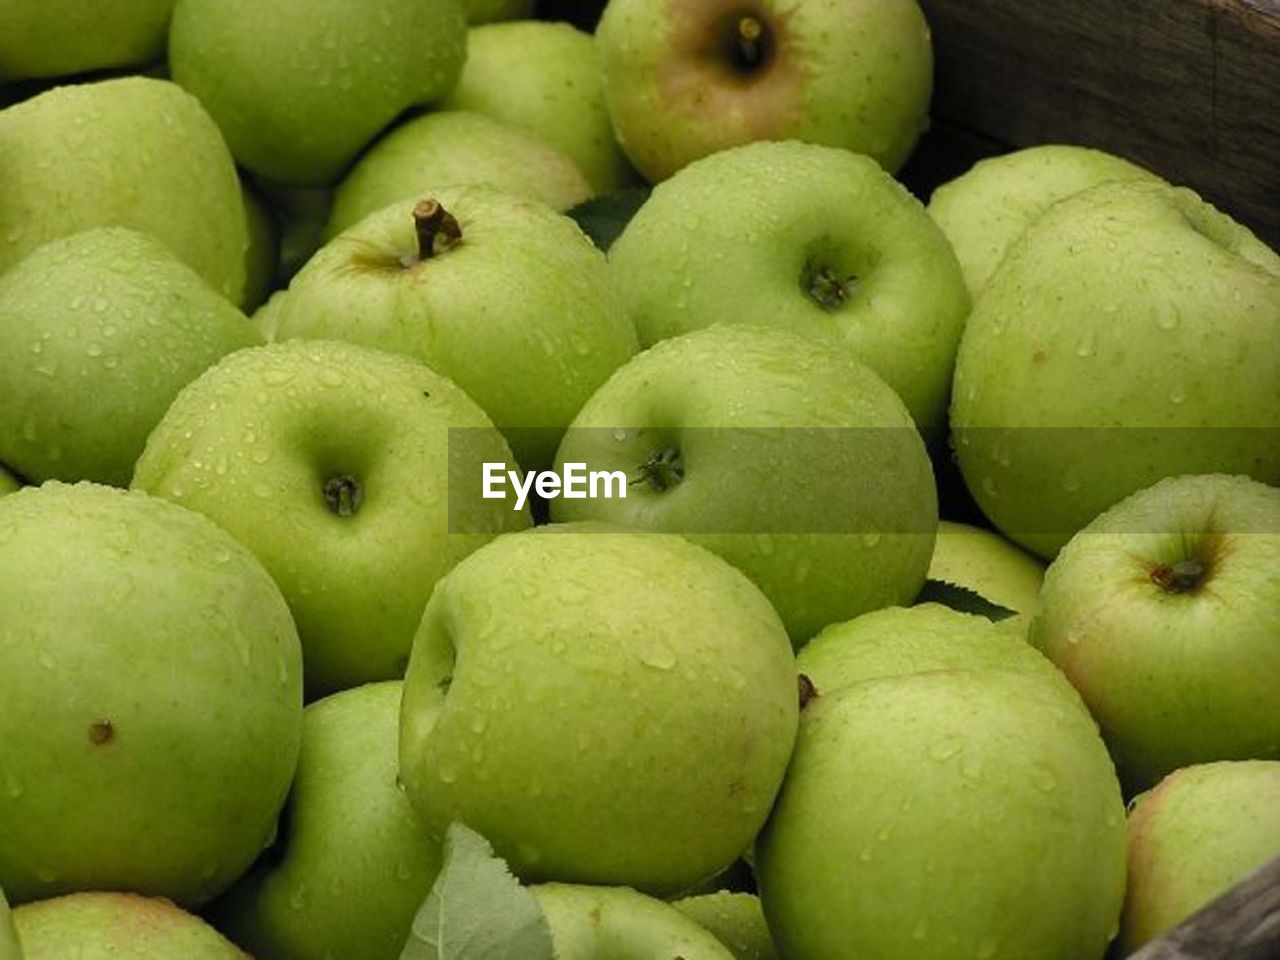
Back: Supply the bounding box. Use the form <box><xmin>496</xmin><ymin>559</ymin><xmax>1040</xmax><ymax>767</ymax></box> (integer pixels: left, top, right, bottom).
<box><xmin>917</xmin><ymin>579</ymin><xmax>1019</xmax><ymax>623</ymax></box>
<box><xmin>567</xmin><ymin>187</ymin><xmax>651</xmax><ymax>252</ymax></box>
<box><xmin>400</xmin><ymin>823</ymin><xmax>556</xmax><ymax>960</ymax></box>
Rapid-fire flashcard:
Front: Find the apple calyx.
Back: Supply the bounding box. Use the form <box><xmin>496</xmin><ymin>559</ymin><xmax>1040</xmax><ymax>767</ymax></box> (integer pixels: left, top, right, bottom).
<box><xmin>630</xmin><ymin>446</ymin><xmax>684</xmax><ymax>492</ymax></box>
<box><xmin>803</xmin><ymin>261</ymin><xmax>855</xmax><ymax>311</ymax></box>
<box><xmin>798</xmin><ymin>673</ymin><xmax>817</xmax><ymax>710</ymax></box>
<box><xmin>323</xmin><ymin>475</ymin><xmax>364</xmax><ymax>518</ymax></box>
<box><xmin>1150</xmin><ymin>558</ymin><xmax>1206</xmax><ymax>594</ymax></box>
<box><xmin>412</xmin><ymin>198</ymin><xmax>462</xmax><ymax>263</ymax></box>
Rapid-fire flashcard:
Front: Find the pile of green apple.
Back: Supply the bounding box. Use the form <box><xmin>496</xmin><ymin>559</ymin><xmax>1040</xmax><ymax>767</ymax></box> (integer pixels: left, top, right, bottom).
<box><xmin>1</xmin><ymin>1</ymin><xmax>1278</xmax><ymax>958</ymax></box>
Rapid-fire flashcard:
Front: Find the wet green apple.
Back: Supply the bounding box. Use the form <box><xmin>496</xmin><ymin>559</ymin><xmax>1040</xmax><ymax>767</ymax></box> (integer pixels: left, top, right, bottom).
<box><xmin>596</xmin><ymin>0</ymin><xmax>932</xmax><ymax>180</ymax></box>
<box><xmin>672</xmin><ymin>891</ymin><xmax>778</xmax><ymax>960</ymax></box>
<box><xmin>928</xmin><ymin>145</ymin><xmax>1160</xmax><ymax>297</ymax></box>
<box><xmin>0</xmin><ymin>890</ymin><xmax>17</xmax><ymax>960</ymax></box>
<box><xmin>1031</xmin><ymin>474</ymin><xmax>1280</xmax><ymax>790</ymax></box>
<box><xmin>0</xmin><ymin>227</ymin><xmax>259</xmax><ymax>487</ymax></box>
<box><xmin>276</xmin><ymin>190</ymin><xmax>636</xmax><ymax>469</ymax></box>
<box><xmin>212</xmin><ymin>682</ymin><xmax>441</xmax><ymax>960</ymax></box>
<box><xmin>133</xmin><ymin>339</ymin><xmax>530</xmax><ymax>696</ymax></box>
<box><xmin>951</xmin><ymin>181</ymin><xmax>1280</xmax><ymax>557</ymax></box>
<box><xmin>443</xmin><ymin>21</ymin><xmax>633</xmax><ymax>194</ymax></box>
<box><xmin>399</xmin><ymin>526</ymin><xmax>798</xmax><ymax>893</ymax></box>
<box><xmin>0</xmin><ymin>0</ymin><xmax>172</xmax><ymax>81</ymax></box>
<box><xmin>607</xmin><ymin>140</ymin><xmax>969</xmax><ymax>430</ymax></box>
<box><xmin>169</xmin><ymin>0</ymin><xmax>467</xmax><ymax>185</ymax></box>
<box><xmin>756</xmin><ymin>670</ymin><xmax>1125</xmax><ymax>960</ymax></box>
<box><xmin>0</xmin><ymin>77</ymin><xmax>248</xmax><ymax>303</ymax></box>
<box><xmin>327</xmin><ymin>111</ymin><xmax>591</xmax><ymax>237</ymax></box>
<box><xmin>0</xmin><ymin>483</ymin><xmax>302</xmax><ymax>905</ymax></box>
<box><xmin>1122</xmin><ymin>760</ymin><xmax>1280</xmax><ymax>951</ymax></box>
<box><xmin>533</xmin><ymin>884</ymin><xmax>734</xmax><ymax>960</ymax></box>
<box><xmin>13</xmin><ymin>894</ymin><xmax>245</xmax><ymax>959</ymax></box>
<box><xmin>553</xmin><ymin>324</ymin><xmax>937</xmax><ymax>642</ymax></box>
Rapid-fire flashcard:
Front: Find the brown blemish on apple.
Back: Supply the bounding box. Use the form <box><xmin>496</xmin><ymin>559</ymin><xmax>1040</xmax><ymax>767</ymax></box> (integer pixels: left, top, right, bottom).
<box><xmin>660</xmin><ymin>1</ymin><xmax>809</xmax><ymax>142</ymax></box>
<box><xmin>1032</xmin><ymin>348</ymin><xmax>1048</xmax><ymax>363</ymax></box>
<box><xmin>89</xmin><ymin>720</ymin><xmax>115</xmax><ymax>745</ymax></box>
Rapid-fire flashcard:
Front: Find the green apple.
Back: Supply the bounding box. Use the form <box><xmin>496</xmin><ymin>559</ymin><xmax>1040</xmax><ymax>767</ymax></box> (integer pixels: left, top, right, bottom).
<box><xmin>0</xmin><ymin>469</ymin><xmax>19</xmax><ymax>497</ymax></box>
<box><xmin>533</xmin><ymin>884</ymin><xmax>735</xmax><ymax>960</ymax></box>
<box><xmin>132</xmin><ymin>339</ymin><xmax>530</xmax><ymax>696</ymax></box>
<box><xmin>606</xmin><ymin>140</ymin><xmax>969</xmax><ymax>430</ymax></box>
<box><xmin>252</xmin><ymin>290</ymin><xmax>289</xmax><ymax>342</ymax></box>
<box><xmin>0</xmin><ymin>482</ymin><xmax>302</xmax><ymax>905</ymax></box>
<box><xmin>552</xmin><ymin>324</ymin><xmax>938</xmax><ymax>642</ymax></box>
<box><xmin>13</xmin><ymin>893</ymin><xmax>245</xmax><ymax>959</ymax></box>
<box><xmin>0</xmin><ymin>227</ymin><xmax>260</xmax><ymax>488</ymax></box>
<box><xmin>0</xmin><ymin>77</ymin><xmax>248</xmax><ymax>303</ymax></box>
<box><xmin>0</xmin><ymin>0</ymin><xmax>173</xmax><ymax>81</ymax></box>
<box><xmin>275</xmin><ymin>190</ymin><xmax>638</xmax><ymax>469</ymax></box>
<box><xmin>443</xmin><ymin>21</ymin><xmax>633</xmax><ymax>194</ymax></box>
<box><xmin>672</xmin><ymin>891</ymin><xmax>778</xmax><ymax>960</ymax></box>
<box><xmin>241</xmin><ymin>184</ymin><xmax>278</xmax><ymax>312</ymax></box>
<box><xmin>1121</xmin><ymin>760</ymin><xmax>1280</xmax><ymax>951</ymax></box>
<box><xmin>596</xmin><ymin>0</ymin><xmax>932</xmax><ymax>181</ymax></box>
<box><xmin>951</xmin><ymin>180</ymin><xmax>1280</xmax><ymax>558</ymax></box>
<box><xmin>1030</xmin><ymin>474</ymin><xmax>1280</xmax><ymax>790</ymax></box>
<box><xmin>399</xmin><ymin>525</ymin><xmax>798</xmax><ymax>893</ymax></box>
<box><xmin>169</xmin><ymin>0</ymin><xmax>466</xmax><ymax>186</ymax></box>
<box><xmin>461</xmin><ymin>0</ymin><xmax>533</xmax><ymax>24</ymax></box>
<box><xmin>326</xmin><ymin>111</ymin><xmax>592</xmax><ymax>237</ymax></box>
<box><xmin>798</xmin><ymin>604</ymin><xmax>1080</xmax><ymax>708</ymax></box>
<box><xmin>928</xmin><ymin>145</ymin><xmax>1160</xmax><ymax>297</ymax></box>
<box><xmin>0</xmin><ymin>890</ymin><xmax>18</xmax><ymax>960</ymax></box>
<box><xmin>756</xmin><ymin>670</ymin><xmax>1126</xmax><ymax>960</ymax></box>
<box><xmin>212</xmin><ymin>682</ymin><xmax>440</xmax><ymax>960</ymax></box>
<box><xmin>929</xmin><ymin>520</ymin><xmax>1045</xmax><ymax>633</ymax></box>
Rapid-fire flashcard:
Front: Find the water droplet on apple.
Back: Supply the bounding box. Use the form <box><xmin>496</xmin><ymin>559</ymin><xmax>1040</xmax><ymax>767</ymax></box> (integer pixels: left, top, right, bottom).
<box><xmin>858</xmin><ymin>846</ymin><xmax>874</xmax><ymax>863</ymax></box>
<box><xmin>3</xmin><ymin>769</ymin><xmax>22</xmax><ymax>798</ymax></box>
<box><xmin>437</xmin><ymin>761</ymin><xmax>459</xmax><ymax>784</ymax></box>
<box><xmin>1168</xmin><ymin>384</ymin><xmax>1187</xmax><ymax>404</ymax></box>
<box><xmin>288</xmin><ymin>883</ymin><xmax>308</xmax><ymax>910</ymax></box>
<box><xmin>639</xmin><ymin>646</ymin><xmax>677</xmax><ymax>670</ymax></box>
<box><xmin>960</xmin><ymin>751</ymin><xmax>984</xmax><ymax>779</ymax></box>
<box><xmin>1062</xmin><ymin>475</ymin><xmax>1081</xmax><ymax>493</ymax></box>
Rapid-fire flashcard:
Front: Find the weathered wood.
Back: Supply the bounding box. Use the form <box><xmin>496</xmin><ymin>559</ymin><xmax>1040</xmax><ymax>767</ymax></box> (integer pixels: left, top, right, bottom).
<box><xmin>919</xmin><ymin>0</ymin><xmax>1280</xmax><ymax>247</ymax></box>
<box><xmin>1127</xmin><ymin>854</ymin><xmax>1280</xmax><ymax>958</ymax></box>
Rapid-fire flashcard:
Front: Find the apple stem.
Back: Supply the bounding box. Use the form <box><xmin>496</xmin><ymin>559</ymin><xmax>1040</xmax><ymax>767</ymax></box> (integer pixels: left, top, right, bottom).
<box><xmin>1151</xmin><ymin>558</ymin><xmax>1205</xmax><ymax>594</ymax></box>
<box><xmin>737</xmin><ymin>16</ymin><xmax>765</xmax><ymax>69</ymax></box>
<box><xmin>413</xmin><ymin>198</ymin><xmax>462</xmax><ymax>261</ymax></box>
<box><xmin>324</xmin><ymin>475</ymin><xmax>364</xmax><ymax>517</ymax></box>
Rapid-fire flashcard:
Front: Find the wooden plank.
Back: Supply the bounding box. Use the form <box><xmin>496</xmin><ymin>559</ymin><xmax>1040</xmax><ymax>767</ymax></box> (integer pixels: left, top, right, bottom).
<box><xmin>918</xmin><ymin>0</ymin><xmax>1280</xmax><ymax>247</ymax></box>
<box><xmin>1127</xmin><ymin>854</ymin><xmax>1280</xmax><ymax>958</ymax></box>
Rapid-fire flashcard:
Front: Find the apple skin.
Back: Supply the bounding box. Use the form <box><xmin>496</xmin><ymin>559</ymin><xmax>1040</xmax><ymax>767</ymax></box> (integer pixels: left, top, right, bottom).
<box><xmin>929</xmin><ymin>520</ymin><xmax>1045</xmax><ymax>633</ymax></box>
<box><xmin>950</xmin><ymin>180</ymin><xmax>1280</xmax><ymax>558</ymax></box>
<box><xmin>274</xmin><ymin>188</ymin><xmax>638</xmax><ymax>470</ymax></box>
<box><xmin>327</xmin><ymin>111</ymin><xmax>592</xmax><ymax>238</ymax></box>
<box><xmin>1121</xmin><ymin>760</ymin><xmax>1280</xmax><ymax>951</ymax></box>
<box><xmin>169</xmin><ymin>0</ymin><xmax>466</xmax><ymax>186</ymax></box>
<box><xmin>211</xmin><ymin>682</ymin><xmax>441</xmax><ymax>960</ymax></box>
<box><xmin>133</xmin><ymin>339</ymin><xmax>530</xmax><ymax>697</ymax></box>
<box><xmin>0</xmin><ymin>469</ymin><xmax>20</xmax><ymax>497</ymax></box>
<box><xmin>442</xmin><ymin>21</ymin><xmax>634</xmax><ymax>194</ymax></box>
<box><xmin>240</xmin><ymin>185</ymin><xmax>279</xmax><ymax>312</ymax></box>
<box><xmin>798</xmin><ymin>604</ymin><xmax>1081</xmax><ymax>710</ymax></box>
<box><xmin>12</xmin><ymin>893</ymin><xmax>246</xmax><ymax>959</ymax></box>
<box><xmin>0</xmin><ymin>77</ymin><xmax>248</xmax><ymax>304</ymax></box>
<box><xmin>596</xmin><ymin>0</ymin><xmax>932</xmax><ymax>182</ymax></box>
<box><xmin>552</xmin><ymin>324</ymin><xmax>938</xmax><ymax>643</ymax></box>
<box><xmin>0</xmin><ymin>0</ymin><xmax>171</xmax><ymax>81</ymax></box>
<box><xmin>756</xmin><ymin>670</ymin><xmax>1126</xmax><ymax>960</ymax></box>
<box><xmin>532</xmin><ymin>884</ymin><xmax>735</xmax><ymax>960</ymax></box>
<box><xmin>1030</xmin><ymin>474</ymin><xmax>1280</xmax><ymax>791</ymax></box>
<box><xmin>606</xmin><ymin>140</ymin><xmax>969</xmax><ymax>430</ymax></box>
<box><xmin>928</xmin><ymin>144</ymin><xmax>1160</xmax><ymax>297</ymax></box>
<box><xmin>0</xmin><ymin>482</ymin><xmax>302</xmax><ymax>905</ymax></box>
<box><xmin>671</xmin><ymin>891</ymin><xmax>778</xmax><ymax>960</ymax></box>
<box><xmin>399</xmin><ymin>525</ymin><xmax>798</xmax><ymax>894</ymax></box>
<box><xmin>461</xmin><ymin>0</ymin><xmax>533</xmax><ymax>23</ymax></box>
<box><xmin>0</xmin><ymin>890</ymin><xmax>18</xmax><ymax>960</ymax></box>
<box><xmin>0</xmin><ymin>227</ymin><xmax>260</xmax><ymax>488</ymax></box>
